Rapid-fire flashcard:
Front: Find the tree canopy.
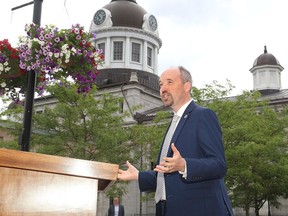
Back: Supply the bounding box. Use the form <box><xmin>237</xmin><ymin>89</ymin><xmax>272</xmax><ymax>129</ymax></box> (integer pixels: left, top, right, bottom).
<box><xmin>192</xmin><ymin>81</ymin><xmax>288</xmax><ymax>216</ymax></box>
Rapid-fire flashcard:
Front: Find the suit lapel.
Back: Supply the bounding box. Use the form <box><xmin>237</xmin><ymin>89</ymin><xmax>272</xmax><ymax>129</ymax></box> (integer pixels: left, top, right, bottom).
<box><xmin>167</xmin><ymin>101</ymin><xmax>196</xmax><ymax>157</ymax></box>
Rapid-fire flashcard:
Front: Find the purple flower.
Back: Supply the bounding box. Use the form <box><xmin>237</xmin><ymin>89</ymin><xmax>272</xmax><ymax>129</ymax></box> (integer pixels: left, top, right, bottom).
<box><xmin>26</xmin><ymin>49</ymin><xmax>32</xmax><ymax>55</ymax></box>
<box><xmin>19</xmin><ymin>62</ymin><xmax>26</xmax><ymax>69</ymax></box>
<box><xmin>73</xmin><ymin>28</ymin><xmax>80</xmax><ymax>34</ymax></box>
<box><xmin>21</xmin><ymin>52</ymin><xmax>26</xmax><ymax>58</ymax></box>
<box><xmin>85</xmin><ymin>85</ymin><xmax>90</xmax><ymax>93</ymax></box>
<box><xmin>17</xmin><ymin>23</ymin><xmax>104</xmax><ymax>95</ymax></box>
<box><xmin>0</xmin><ymin>56</ymin><xmax>5</xmax><ymax>63</ymax></box>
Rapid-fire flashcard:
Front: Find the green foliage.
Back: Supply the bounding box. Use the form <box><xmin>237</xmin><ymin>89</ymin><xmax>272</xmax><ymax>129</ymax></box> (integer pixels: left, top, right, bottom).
<box><xmin>192</xmin><ymin>79</ymin><xmax>234</xmax><ymax>104</ymax></box>
<box><xmin>18</xmin><ymin>83</ymin><xmax>136</xmax><ymax>197</ymax></box>
<box><xmin>31</xmin><ymin>84</ymin><xmax>130</xmax><ymax>164</ymax></box>
<box><xmin>126</xmin><ymin>111</ymin><xmax>171</xmax><ymax>169</ymax></box>
<box><xmin>193</xmin><ymin>81</ymin><xmax>288</xmax><ymax>215</ymax></box>
<box><xmin>0</xmin><ymin>139</ymin><xmax>18</xmax><ymax>150</ymax></box>
<box><xmin>0</xmin><ymin>119</ymin><xmax>23</xmax><ymax>151</ymax></box>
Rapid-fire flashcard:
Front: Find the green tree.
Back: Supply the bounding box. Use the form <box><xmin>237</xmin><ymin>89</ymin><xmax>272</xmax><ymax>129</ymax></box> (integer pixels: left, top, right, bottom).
<box><xmin>193</xmin><ymin>81</ymin><xmax>288</xmax><ymax>216</ymax></box>
<box><xmin>0</xmin><ymin>103</ymin><xmax>25</xmax><ymax>150</ymax></box>
<box><xmin>31</xmin><ymin>84</ymin><xmax>130</xmax><ymax>164</ymax></box>
<box><xmin>128</xmin><ymin>111</ymin><xmax>171</xmax><ymax>168</ymax></box>
<box><xmin>28</xmin><ymin>84</ymin><xmax>138</xmax><ymax>198</ymax></box>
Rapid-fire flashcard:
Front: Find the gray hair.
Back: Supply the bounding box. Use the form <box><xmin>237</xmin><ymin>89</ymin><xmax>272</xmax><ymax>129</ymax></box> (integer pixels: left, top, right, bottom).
<box><xmin>177</xmin><ymin>66</ymin><xmax>192</xmax><ymax>85</ymax></box>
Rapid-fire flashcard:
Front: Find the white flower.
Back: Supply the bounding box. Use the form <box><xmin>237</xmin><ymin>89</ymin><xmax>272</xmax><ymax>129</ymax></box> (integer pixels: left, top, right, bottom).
<box><xmin>71</xmin><ymin>47</ymin><xmax>77</xmax><ymax>54</ymax></box>
<box><xmin>61</xmin><ymin>44</ymin><xmax>68</xmax><ymax>51</ymax></box>
<box><xmin>25</xmin><ymin>24</ymin><xmax>31</xmax><ymax>32</ymax></box>
<box><xmin>5</xmin><ymin>67</ymin><xmax>11</xmax><ymax>72</ymax></box>
<box><xmin>65</xmin><ymin>51</ymin><xmax>71</xmax><ymax>62</ymax></box>
<box><xmin>32</xmin><ymin>38</ymin><xmax>44</xmax><ymax>46</ymax></box>
<box><xmin>0</xmin><ymin>63</ymin><xmax>4</xmax><ymax>72</ymax></box>
<box><xmin>39</xmin><ymin>40</ymin><xmax>45</xmax><ymax>46</ymax></box>
<box><xmin>54</xmin><ymin>52</ymin><xmax>60</xmax><ymax>58</ymax></box>
<box><xmin>28</xmin><ymin>41</ymin><xmax>33</xmax><ymax>49</ymax></box>
<box><xmin>1</xmin><ymin>82</ymin><xmax>6</xmax><ymax>88</ymax></box>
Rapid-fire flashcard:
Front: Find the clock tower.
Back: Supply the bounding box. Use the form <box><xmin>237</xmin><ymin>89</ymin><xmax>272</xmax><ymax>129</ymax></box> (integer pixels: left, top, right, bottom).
<box><xmin>88</xmin><ymin>1</ymin><xmax>163</xmax><ymax>215</ymax></box>
<box><xmin>89</xmin><ymin>0</ymin><xmax>161</xmax><ymax>74</ymax></box>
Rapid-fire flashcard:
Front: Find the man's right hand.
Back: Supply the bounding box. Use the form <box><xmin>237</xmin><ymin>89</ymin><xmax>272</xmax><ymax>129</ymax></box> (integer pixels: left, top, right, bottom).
<box><xmin>117</xmin><ymin>161</ymin><xmax>139</xmax><ymax>181</ymax></box>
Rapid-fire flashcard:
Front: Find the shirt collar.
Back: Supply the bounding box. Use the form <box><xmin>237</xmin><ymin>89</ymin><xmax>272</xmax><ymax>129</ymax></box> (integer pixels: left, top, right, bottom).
<box><xmin>175</xmin><ymin>99</ymin><xmax>193</xmax><ymax>118</ymax></box>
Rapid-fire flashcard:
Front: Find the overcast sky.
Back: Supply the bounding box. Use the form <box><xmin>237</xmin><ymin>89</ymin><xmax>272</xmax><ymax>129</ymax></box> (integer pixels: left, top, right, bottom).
<box><xmin>1</xmin><ymin>0</ymin><xmax>288</xmax><ymax>96</ymax></box>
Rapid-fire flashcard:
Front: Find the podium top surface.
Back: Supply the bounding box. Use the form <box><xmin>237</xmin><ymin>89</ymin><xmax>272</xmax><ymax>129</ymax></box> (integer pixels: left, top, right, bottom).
<box><xmin>0</xmin><ymin>148</ymin><xmax>119</xmax><ymax>190</ymax></box>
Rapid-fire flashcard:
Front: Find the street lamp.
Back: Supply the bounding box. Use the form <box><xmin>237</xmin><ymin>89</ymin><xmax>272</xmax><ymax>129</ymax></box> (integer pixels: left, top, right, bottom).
<box><xmin>12</xmin><ymin>0</ymin><xmax>43</xmax><ymax>151</ymax></box>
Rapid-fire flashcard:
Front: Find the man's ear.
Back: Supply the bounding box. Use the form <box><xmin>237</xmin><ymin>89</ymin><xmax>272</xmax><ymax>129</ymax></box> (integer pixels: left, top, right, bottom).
<box><xmin>184</xmin><ymin>81</ymin><xmax>192</xmax><ymax>93</ymax></box>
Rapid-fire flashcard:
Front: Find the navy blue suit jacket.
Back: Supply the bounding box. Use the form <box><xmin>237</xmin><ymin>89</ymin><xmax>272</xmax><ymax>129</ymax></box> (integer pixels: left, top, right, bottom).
<box><xmin>139</xmin><ymin>101</ymin><xmax>234</xmax><ymax>216</ymax></box>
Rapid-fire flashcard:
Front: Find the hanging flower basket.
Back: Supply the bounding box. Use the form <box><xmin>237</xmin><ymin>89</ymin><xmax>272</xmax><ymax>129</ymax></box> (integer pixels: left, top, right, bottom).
<box><xmin>0</xmin><ymin>39</ymin><xmax>27</xmax><ymax>103</ymax></box>
<box><xmin>18</xmin><ymin>23</ymin><xmax>104</xmax><ymax>95</ymax></box>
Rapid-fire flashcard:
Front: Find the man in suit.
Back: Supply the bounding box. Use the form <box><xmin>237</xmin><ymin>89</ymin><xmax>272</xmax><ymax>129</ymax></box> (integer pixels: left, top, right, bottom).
<box><xmin>108</xmin><ymin>197</ymin><xmax>125</xmax><ymax>216</ymax></box>
<box><xmin>118</xmin><ymin>66</ymin><xmax>234</xmax><ymax>216</ymax></box>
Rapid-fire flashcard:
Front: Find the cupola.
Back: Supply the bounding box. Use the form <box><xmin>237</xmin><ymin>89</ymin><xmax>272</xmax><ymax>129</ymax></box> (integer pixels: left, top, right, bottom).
<box><xmin>249</xmin><ymin>46</ymin><xmax>284</xmax><ymax>95</ymax></box>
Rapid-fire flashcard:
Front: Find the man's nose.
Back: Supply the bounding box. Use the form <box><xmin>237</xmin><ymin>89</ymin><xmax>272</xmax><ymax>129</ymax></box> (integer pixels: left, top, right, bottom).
<box><xmin>160</xmin><ymin>84</ymin><xmax>167</xmax><ymax>92</ymax></box>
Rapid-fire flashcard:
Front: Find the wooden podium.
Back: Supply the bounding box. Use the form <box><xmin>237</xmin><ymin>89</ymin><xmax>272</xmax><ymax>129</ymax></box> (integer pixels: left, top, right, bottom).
<box><xmin>0</xmin><ymin>148</ymin><xmax>119</xmax><ymax>216</ymax></box>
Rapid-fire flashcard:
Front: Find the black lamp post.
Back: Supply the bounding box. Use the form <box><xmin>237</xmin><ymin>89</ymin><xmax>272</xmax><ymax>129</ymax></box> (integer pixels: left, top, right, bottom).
<box><xmin>12</xmin><ymin>0</ymin><xmax>43</xmax><ymax>151</ymax></box>
<box><xmin>21</xmin><ymin>0</ymin><xmax>43</xmax><ymax>152</ymax></box>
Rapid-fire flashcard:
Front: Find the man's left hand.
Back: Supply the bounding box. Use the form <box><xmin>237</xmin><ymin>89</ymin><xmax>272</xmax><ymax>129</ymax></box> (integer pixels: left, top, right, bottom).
<box><xmin>154</xmin><ymin>143</ymin><xmax>186</xmax><ymax>173</ymax></box>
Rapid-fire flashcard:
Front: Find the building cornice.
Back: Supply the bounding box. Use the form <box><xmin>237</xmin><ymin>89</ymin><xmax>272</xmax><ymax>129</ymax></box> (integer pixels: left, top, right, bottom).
<box><xmin>249</xmin><ymin>64</ymin><xmax>284</xmax><ymax>73</ymax></box>
<box><xmin>91</xmin><ymin>27</ymin><xmax>162</xmax><ymax>48</ymax></box>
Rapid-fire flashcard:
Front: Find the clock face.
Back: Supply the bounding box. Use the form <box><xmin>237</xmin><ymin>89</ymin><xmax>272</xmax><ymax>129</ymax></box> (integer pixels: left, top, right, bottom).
<box><xmin>148</xmin><ymin>15</ymin><xmax>158</xmax><ymax>31</ymax></box>
<box><xmin>94</xmin><ymin>9</ymin><xmax>106</xmax><ymax>25</ymax></box>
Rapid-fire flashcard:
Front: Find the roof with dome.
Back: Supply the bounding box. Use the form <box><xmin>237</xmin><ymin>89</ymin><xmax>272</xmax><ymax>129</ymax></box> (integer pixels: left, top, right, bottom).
<box><xmin>103</xmin><ymin>0</ymin><xmax>147</xmax><ymax>29</ymax></box>
<box><xmin>252</xmin><ymin>46</ymin><xmax>282</xmax><ymax>67</ymax></box>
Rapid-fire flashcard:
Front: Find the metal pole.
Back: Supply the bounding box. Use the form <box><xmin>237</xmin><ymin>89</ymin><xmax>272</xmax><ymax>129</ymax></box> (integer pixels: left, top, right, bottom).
<box><xmin>268</xmin><ymin>199</ymin><xmax>271</xmax><ymax>216</ymax></box>
<box><xmin>11</xmin><ymin>1</ymin><xmax>34</xmax><ymax>11</ymax></box>
<box><xmin>20</xmin><ymin>0</ymin><xmax>43</xmax><ymax>151</ymax></box>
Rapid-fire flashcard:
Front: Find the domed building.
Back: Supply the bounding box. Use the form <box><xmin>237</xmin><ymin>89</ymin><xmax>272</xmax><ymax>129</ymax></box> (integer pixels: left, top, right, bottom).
<box><xmin>89</xmin><ymin>0</ymin><xmax>161</xmax><ymax>74</ymax></box>
<box><xmin>249</xmin><ymin>46</ymin><xmax>288</xmax><ymax>114</ymax></box>
<box><xmin>87</xmin><ymin>0</ymin><xmax>163</xmax><ymax>125</ymax></box>
<box><xmin>89</xmin><ymin>0</ymin><xmax>161</xmax><ymax>73</ymax></box>
<box><xmin>88</xmin><ymin>0</ymin><xmax>163</xmax><ymax>215</ymax></box>
<box><xmin>249</xmin><ymin>45</ymin><xmax>284</xmax><ymax>95</ymax></box>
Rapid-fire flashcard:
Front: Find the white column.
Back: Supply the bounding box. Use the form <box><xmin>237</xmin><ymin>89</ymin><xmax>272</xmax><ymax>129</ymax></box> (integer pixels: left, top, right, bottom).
<box><xmin>106</xmin><ymin>37</ymin><xmax>111</xmax><ymax>68</ymax></box>
<box><xmin>125</xmin><ymin>37</ymin><xmax>130</xmax><ymax>68</ymax></box>
<box><xmin>143</xmin><ymin>41</ymin><xmax>148</xmax><ymax>71</ymax></box>
<box><xmin>154</xmin><ymin>46</ymin><xmax>158</xmax><ymax>74</ymax></box>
